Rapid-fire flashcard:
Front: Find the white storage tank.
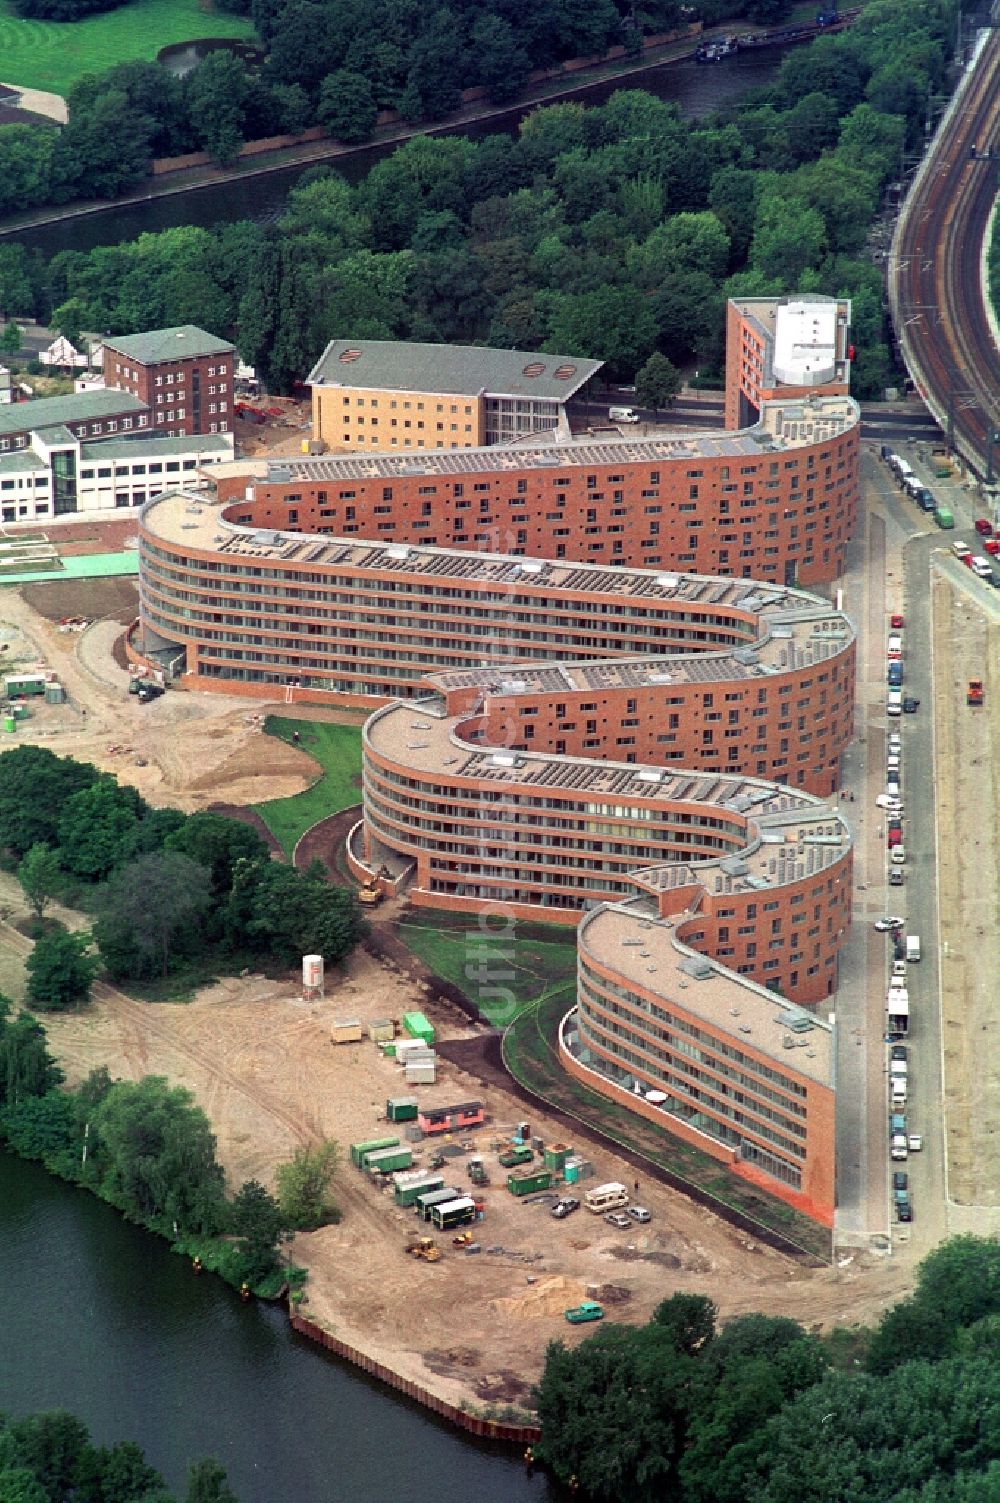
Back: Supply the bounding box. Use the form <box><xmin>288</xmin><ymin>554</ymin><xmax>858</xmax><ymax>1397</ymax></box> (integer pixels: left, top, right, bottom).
<box><xmin>302</xmin><ymin>954</ymin><xmax>324</xmax><ymax>989</ymax></box>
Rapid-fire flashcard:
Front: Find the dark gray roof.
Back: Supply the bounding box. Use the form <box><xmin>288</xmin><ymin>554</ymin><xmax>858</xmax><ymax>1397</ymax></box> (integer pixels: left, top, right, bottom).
<box><xmin>102</xmin><ymin>325</ymin><xmax>234</xmax><ymax>364</ymax></box>
<box><xmin>306</xmin><ymin>340</ymin><xmax>603</xmax><ymax>401</ymax></box>
<box><xmin>0</xmin><ymin>390</ymin><xmax>147</xmax><ymax>437</ymax></box>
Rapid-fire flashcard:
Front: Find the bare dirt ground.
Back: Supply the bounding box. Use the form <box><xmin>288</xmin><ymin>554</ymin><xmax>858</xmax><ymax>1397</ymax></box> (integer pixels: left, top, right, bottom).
<box><xmin>931</xmin><ymin>573</ymin><xmax>1000</xmax><ymax>1226</ymax></box>
<box><xmin>0</xmin><ymin>580</ymin><xmax>918</xmax><ymax>1413</ymax></box>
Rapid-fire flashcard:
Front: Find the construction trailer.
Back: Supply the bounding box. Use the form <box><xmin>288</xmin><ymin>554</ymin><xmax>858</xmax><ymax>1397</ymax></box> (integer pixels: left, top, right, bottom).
<box><xmin>350</xmin><ymin>1136</ymin><xmax>400</xmax><ymax>1168</ymax></box>
<box><xmin>386</xmin><ymin>1096</ymin><xmax>419</xmax><ymax>1122</ymax></box>
<box><xmin>417</xmin><ymin>1101</ymin><xmax>485</xmax><ymax>1136</ymax></box>
<box><xmin>4</xmin><ymin>673</ymin><xmax>48</xmax><ymax>697</ymax></box>
<box><xmin>330</xmin><ymin>1019</ymin><xmax>364</xmax><ymax>1045</ymax></box>
<box><xmin>507</xmin><ymin>1169</ymin><xmax>552</xmax><ymax>1197</ymax></box>
<box><xmin>364</xmin><ymin>1145</ymin><xmax>414</xmax><ymax>1174</ymax></box>
<box><xmin>393</xmin><ymin>1170</ymin><xmax>445</xmax><ymax>1208</ymax></box>
<box><xmin>415</xmin><ymin>1186</ymin><xmax>463</xmax><ymax>1221</ymax></box>
<box><xmin>405</xmin><ymin>1057</ymin><xmax>436</xmax><ymax>1086</ymax></box>
<box><xmin>428</xmin><ymin>1196</ymin><xmax>478</xmax><ymax>1231</ymax></box>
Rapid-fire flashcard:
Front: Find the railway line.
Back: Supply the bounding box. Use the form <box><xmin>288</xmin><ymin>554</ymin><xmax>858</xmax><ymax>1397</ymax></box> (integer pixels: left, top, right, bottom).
<box><xmin>890</xmin><ymin>28</ymin><xmax>1000</xmax><ymax>480</ymax></box>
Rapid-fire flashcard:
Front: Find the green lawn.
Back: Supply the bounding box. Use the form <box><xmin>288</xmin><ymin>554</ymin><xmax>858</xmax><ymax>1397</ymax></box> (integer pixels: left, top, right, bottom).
<box><xmin>0</xmin><ymin>0</ymin><xmax>255</xmax><ymax>97</ymax></box>
<box><xmin>252</xmin><ymin>716</ymin><xmax>363</xmax><ymax>857</ymax></box>
<box><xmin>396</xmin><ymin>913</ymin><xmax>578</xmax><ymax>1028</ymax></box>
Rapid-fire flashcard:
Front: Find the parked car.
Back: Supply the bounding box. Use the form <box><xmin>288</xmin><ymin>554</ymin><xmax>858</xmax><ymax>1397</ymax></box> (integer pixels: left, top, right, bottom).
<box><xmin>628</xmin><ymin>1206</ymin><xmax>652</xmax><ymax>1224</ymax></box>
<box><xmin>891</xmin><ymin>1044</ymin><xmax>908</xmax><ymax>1063</ymax></box>
<box><xmin>889</xmin><ymin>869</ymin><xmax>905</xmax><ymax>886</ymax></box>
<box><xmin>890</xmin><ymin>613</ymin><xmax>905</xmax><ymax>628</ymax></box>
<box><xmin>908</xmin><ymin>1133</ymin><xmax>923</xmax><ymax>1152</ymax></box>
<box><xmin>874</xmin><ymin>917</ymin><xmax>905</xmax><ymax>932</ymax></box>
<box><xmin>888</xmin><ymin>733</ymin><xmax>902</xmax><ymax>753</ymax></box>
<box><xmin>604</xmin><ymin>1211</ymin><xmax>632</xmax><ymax>1229</ymax></box>
<box><xmin>551</xmin><ymin>1197</ymin><xmax>580</xmax><ymax>1219</ymax></box>
<box><xmin>892</xmin><ymin>1171</ymin><xmax>908</xmax><ymax>1192</ymax></box>
<box><xmin>984</xmin><ymin>538</ymin><xmax>1000</xmax><ymax>556</ymax></box>
<box><xmin>875</xmin><ymin>794</ymin><xmax>903</xmax><ymax>811</ymax></box>
<box><xmin>902</xmin><ymin>698</ymin><xmax>920</xmax><ymax>713</ymax></box>
<box><xmin>974</xmin><ymin>518</ymin><xmax>993</xmax><ymax>535</ymax></box>
<box><xmin>897</xmin><ymin>1200</ymin><xmax>913</xmax><ymax>1222</ymax></box>
<box><xmin>888</xmin><ymin>828</ymin><xmax>903</xmax><ymax>848</ymax></box>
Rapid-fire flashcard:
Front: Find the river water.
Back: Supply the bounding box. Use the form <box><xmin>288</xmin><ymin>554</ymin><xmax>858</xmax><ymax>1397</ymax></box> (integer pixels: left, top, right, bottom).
<box><xmin>0</xmin><ymin>1151</ymin><xmax>551</xmax><ymax>1503</ymax></box>
<box><xmin>17</xmin><ymin>54</ymin><xmax>781</xmax><ymax>259</ymax></box>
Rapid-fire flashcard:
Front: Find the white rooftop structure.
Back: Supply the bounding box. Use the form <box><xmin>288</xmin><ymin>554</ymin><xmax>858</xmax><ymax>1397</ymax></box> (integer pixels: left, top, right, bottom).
<box><xmin>772</xmin><ymin>299</ymin><xmax>838</xmax><ymax>387</ymax></box>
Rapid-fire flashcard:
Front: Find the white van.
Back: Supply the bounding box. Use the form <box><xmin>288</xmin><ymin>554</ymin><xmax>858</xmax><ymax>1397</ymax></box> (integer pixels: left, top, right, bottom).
<box><xmin>608</xmin><ymin>406</ymin><xmax>639</xmax><ymax>423</ymax></box>
<box><xmin>906</xmin><ymin>934</ymin><xmax>921</xmax><ymax>962</ymax></box>
<box><xmin>891</xmin><ymin>846</ymin><xmax>906</xmax><ymax>865</ymax></box>
<box><xmin>887</xmin><ymin>635</ymin><xmax>903</xmax><ymax>659</ymax></box>
<box><xmin>887</xmin><ymin>689</ymin><xmax>903</xmax><ymax>716</ymax></box>
<box><xmin>891</xmin><ymin>1077</ymin><xmax>907</xmax><ymax>1106</ymax></box>
<box><xmin>584</xmin><ymin>1181</ymin><xmax>630</xmax><ymax>1213</ymax></box>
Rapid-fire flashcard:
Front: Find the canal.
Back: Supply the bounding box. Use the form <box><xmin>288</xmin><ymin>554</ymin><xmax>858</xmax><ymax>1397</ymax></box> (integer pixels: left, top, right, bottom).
<box><xmin>17</xmin><ymin>53</ymin><xmax>782</xmax><ymax>259</ymax></box>
<box><xmin>0</xmin><ymin>1151</ymin><xmax>552</xmax><ymax>1503</ymax></box>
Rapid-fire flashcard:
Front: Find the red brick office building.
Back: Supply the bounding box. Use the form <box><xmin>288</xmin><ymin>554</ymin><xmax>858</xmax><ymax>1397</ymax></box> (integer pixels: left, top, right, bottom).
<box><xmin>103</xmin><ymin>325</ymin><xmax>235</xmax><ymax>440</ymax></box>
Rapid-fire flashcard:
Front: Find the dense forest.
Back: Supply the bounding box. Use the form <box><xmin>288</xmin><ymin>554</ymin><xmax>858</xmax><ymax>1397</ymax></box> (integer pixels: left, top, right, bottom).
<box><xmin>0</xmin><ymin>0</ymin><xmax>957</xmax><ymax>401</ymax></box>
<box><xmin>537</xmin><ymin>1238</ymin><xmax>1000</xmax><ymax>1502</ymax></box>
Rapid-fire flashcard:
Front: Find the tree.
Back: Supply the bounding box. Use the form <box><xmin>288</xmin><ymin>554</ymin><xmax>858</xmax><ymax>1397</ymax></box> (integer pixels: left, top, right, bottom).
<box><xmin>0</xmin><ymin>999</ymin><xmax>63</xmax><ymax>1107</ymax></box>
<box><xmin>90</xmin><ymin>1076</ymin><xmax>226</xmax><ymax>1234</ymax></box>
<box><xmin>25</xmin><ymin>928</ymin><xmax>100</xmax><ymax>1012</ymax></box>
<box><xmin>248</xmin><ymin>863</ymin><xmax>362</xmax><ymax>966</ymax></box>
<box><xmin>542</xmin><ymin>284</ymin><xmax>659</xmax><ymax>381</ymax></box>
<box><xmin>94</xmin><ymin>851</ymin><xmax>212</xmax><ymax>980</ymax></box>
<box><xmin>17</xmin><ymin>844</ymin><xmax>61</xmax><ymax>920</ymax></box>
<box><xmin>749</xmin><ymin>193</ymin><xmax>827</xmax><ymax>284</ymax></box>
<box><xmin>164</xmin><ymin>812</ymin><xmax>271</xmax><ymax>900</ymax></box>
<box><xmin>186</xmin><ymin>52</ymin><xmax>249</xmax><ymax>166</ymax></box>
<box><xmin>398</xmin><ymin>8</ymin><xmax>466</xmax><ymax>123</ymax></box>
<box><xmin>317</xmin><ymin>70</ymin><xmax>378</xmax><ymax>144</ymax></box>
<box><xmin>53</xmin><ymin>89</ymin><xmax>154</xmax><ymax>199</ymax></box>
<box><xmin>57</xmin><ymin>776</ymin><xmax>147</xmax><ymax>882</ymax></box>
<box><xmin>185</xmin><ymin>1458</ymin><xmax>239</xmax><ymax>1503</ymax></box>
<box><xmin>275</xmin><ymin>1138</ymin><xmax>340</xmax><ymax>1230</ymax></box>
<box><xmin>0</xmin><ymin>747</ymin><xmax>98</xmax><ymax>858</ymax></box>
<box><xmin>0</xmin><ymin>1090</ymin><xmax>77</xmax><ymax>1167</ymax></box>
<box><xmin>0</xmin><ymin>323</ymin><xmax>21</xmax><ymax>355</ymax></box>
<box><xmin>635</xmin><ymin>352</ymin><xmax>681</xmax><ymax>413</ymax></box>
<box><xmin>469</xmin><ymin>15</ymin><xmax>530</xmax><ymax>105</ymax></box>
<box><xmin>651</xmin><ymin>1292</ymin><xmax>716</xmax><ymax>1355</ymax></box>
<box><xmin>230</xmin><ymin>1178</ymin><xmax>288</xmax><ymax>1283</ymax></box>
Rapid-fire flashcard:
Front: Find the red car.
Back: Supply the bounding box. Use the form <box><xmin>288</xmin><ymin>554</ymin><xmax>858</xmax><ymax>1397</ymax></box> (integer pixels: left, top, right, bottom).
<box><xmin>985</xmin><ymin>539</ymin><xmax>1000</xmax><ymax>557</ymax></box>
<box><xmin>890</xmin><ymin>613</ymin><xmax>905</xmax><ymax>629</ymax></box>
<box><xmin>888</xmin><ymin>829</ymin><xmax>903</xmax><ymax>847</ymax></box>
<box><xmin>974</xmin><ymin>518</ymin><xmax>993</xmax><ymax>536</ymax></box>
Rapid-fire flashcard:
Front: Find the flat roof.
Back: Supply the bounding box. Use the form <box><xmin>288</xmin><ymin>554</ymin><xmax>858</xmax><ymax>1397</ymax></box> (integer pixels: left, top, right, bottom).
<box><xmin>579</xmin><ymin>904</ymin><xmax>832</xmax><ymax>1084</ymax></box>
<box><xmin>103</xmin><ymin>325</ymin><xmax>234</xmax><ymax>364</ymax></box>
<box><xmin>773</xmin><ymin>301</ymin><xmax>838</xmax><ymax>387</ymax></box>
<box><xmin>83</xmin><ymin>434</ymin><xmax>234</xmax><ymax>463</ymax></box>
<box><xmin>0</xmin><ymin>391</ymin><xmax>147</xmax><ymax>437</ymax></box>
<box><xmin>306</xmin><ymin>339</ymin><xmax>603</xmax><ymax>402</ymax></box>
<box><xmin>261</xmin><ymin>394</ymin><xmax>857</xmax><ymax>484</ymax></box>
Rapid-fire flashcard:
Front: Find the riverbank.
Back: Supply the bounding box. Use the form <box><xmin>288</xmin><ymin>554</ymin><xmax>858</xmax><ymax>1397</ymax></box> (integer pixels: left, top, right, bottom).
<box><xmin>0</xmin><ymin>25</ymin><xmax>732</xmax><ymax>240</ymax></box>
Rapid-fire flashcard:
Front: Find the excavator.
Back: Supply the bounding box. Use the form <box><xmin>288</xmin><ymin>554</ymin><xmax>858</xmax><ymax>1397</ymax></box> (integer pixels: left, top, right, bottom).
<box><xmin>404</xmin><ymin>1236</ymin><xmax>442</xmax><ymax>1262</ymax></box>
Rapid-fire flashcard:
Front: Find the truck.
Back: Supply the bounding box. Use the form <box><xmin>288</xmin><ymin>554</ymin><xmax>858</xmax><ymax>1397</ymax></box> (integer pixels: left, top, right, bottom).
<box><xmin>498</xmin><ymin>1144</ymin><xmax>534</xmax><ymax>1168</ymax></box>
<box><xmin>968</xmin><ymin>680</ymin><xmax>985</xmax><ymax>706</ymax></box>
<box><xmin>887</xmin><ymin>987</ymin><xmax>909</xmax><ymax>1038</ymax></box>
<box><xmin>906</xmin><ymin>934</ymin><xmax>921</xmax><ymax>963</ymax></box>
<box><xmin>934</xmin><ymin>506</ymin><xmax>955</xmax><ymax>529</ymax></box>
<box><xmin>565</xmin><ymin>1300</ymin><xmax>605</xmax><ymax>1324</ymax></box>
<box><xmin>608</xmin><ymin>406</ymin><xmax>639</xmax><ymax>423</ymax></box>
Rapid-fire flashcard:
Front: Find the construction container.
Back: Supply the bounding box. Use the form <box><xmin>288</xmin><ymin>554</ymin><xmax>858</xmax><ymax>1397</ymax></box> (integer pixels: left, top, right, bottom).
<box><xmin>44</xmin><ymin>682</ymin><xmax>65</xmax><ymax>704</ymax></box>
<box><xmin>303</xmin><ymin>954</ymin><xmax>324</xmax><ymax>990</ymax></box>
<box><xmin>350</xmin><ymin>1136</ymin><xmax>400</xmax><ymax>1168</ymax></box>
<box><xmin>544</xmin><ymin>1143</ymin><xmax>571</xmax><ymax>1173</ymax></box>
<box><xmin>393</xmin><ymin>1171</ymin><xmax>445</xmax><ymax>1208</ymax></box>
<box><xmin>564</xmin><ymin>1161</ymin><xmax>581</xmax><ymax>1185</ymax></box>
<box><xmin>2</xmin><ymin>716</ymin><xmax>15</xmax><ymax>734</ymax></box>
<box><xmin>363</xmin><ymin>1145</ymin><xmax>414</xmax><ymax>1174</ymax></box>
<box><xmin>330</xmin><ymin>1019</ymin><xmax>363</xmax><ymax>1045</ymax></box>
<box><xmin>566</xmin><ymin>1156</ymin><xmax>594</xmax><ymax>1180</ymax></box>
<box><xmin>415</xmin><ymin>1186</ymin><xmax>462</xmax><ymax>1220</ymax></box>
<box><xmin>507</xmin><ymin>1169</ymin><xmax>552</xmax><ymax>1197</ymax></box>
<box><xmin>4</xmin><ymin>674</ymin><xmax>47</xmax><ymax>697</ymax></box>
<box><xmin>418</xmin><ymin>1101</ymin><xmax>485</xmax><ymax>1136</ymax></box>
<box><xmin>387</xmin><ymin>1096</ymin><xmax>419</xmax><ymax>1122</ymax></box>
<box><xmin>402</xmin><ymin>1010</ymin><xmax>435</xmax><ymax>1047</ymax></box>
<box><xmin>382</xmin><ymin>1043</ymin><xmax>397</xmax><ymax>1059</ymax></box>
<box><xmin>368</xmin><ymin>1018</ymin><xmax>394</xmax><ymax>1043</ymax></box>
<box><xmin>395</xmin><ymin>1038</ymin><xmax>432</xmax><ymax>1064</ymax></box>
<box><xmin>11</xmin><ymin>702</ymin><xmax>29</xmax><ymax>719</ymax></box>
<box><xmin>429</xmin><ymin>1196</ymin><xmax>477</xmax><ymax>1231</ymax></box>
<box><xmin>406</xmin><ymin>1061</ymin><xmax>436</xmax><ymax>1086</ymax></box>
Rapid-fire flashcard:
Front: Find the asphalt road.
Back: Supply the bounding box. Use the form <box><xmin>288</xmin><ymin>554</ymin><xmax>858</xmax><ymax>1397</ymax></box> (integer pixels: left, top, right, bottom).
<box><xmin>834</xmin><ymin>439</ymin><xmax>1000</xmax><ymax>1257</ymax></box>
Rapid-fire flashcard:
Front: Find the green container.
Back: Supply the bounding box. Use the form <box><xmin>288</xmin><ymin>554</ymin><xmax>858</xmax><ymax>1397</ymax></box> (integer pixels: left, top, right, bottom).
<box><xmin>394</xmin><ymin>1171</ymin><xmax>445</xmax><ymax>1208</ymax></box>
<box><xmin>402</xmin><ymin>1010</ymin><xmax>435</xmax><ymax>1046</ymax></box>
<box><xmin>383</xmin><ymin>1043</ymin><xmax>397</xmax><ymax>1058</ymax></box>
<box><xmin>11</xmin><ymin>702</ymin><xmax>28</xmax><ymax>719</ymax></box>
<box><xmin>544</xmin><ymin>1143</ymin><xmax>570</xmax><ymax>1173</ymax></box>
<box><xmin>507</xmin><ymin>1169</ymin><xmax>552</xmax><ymax>1197</ymax></box>
<box><xmin>350</xmin><ymin>1135</ymin><xmax>400</xmax><ymax>1168</ymax></box>
<box><xmin>387</xmin><ymin>1096</ymin><xmax>419</xmax><ymax>1122</ymax></box>
<box><xmin>364</xmin><ymin>1145</ymin><xmax>413</xmax><ymax>1174</ymax></box>
<box><xmin>564</xmin><ymin>1162</ymin><xmax>580</xmax><ymax>1185</ymax></box>
<box><xmin>2</xmin><ymin>716</ymin><xmax>15</xmax><ymax>734</ymax></box>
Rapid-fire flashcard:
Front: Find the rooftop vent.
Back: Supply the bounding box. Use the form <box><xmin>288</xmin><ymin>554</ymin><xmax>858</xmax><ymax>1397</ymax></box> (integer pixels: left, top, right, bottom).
<box><xmin>522</xmin><ymin>361</ymin><xmax>546</xmax><ymax>378</ymax></box>
<box><xmin>339</xmin><ymin>348</ymin><xmax>362</xmax><ymax>363</ymax></box>
<box><xmin>553</xmin><ymin>364</ymin><xmax>577</xmax><ymax>380</ymax></box>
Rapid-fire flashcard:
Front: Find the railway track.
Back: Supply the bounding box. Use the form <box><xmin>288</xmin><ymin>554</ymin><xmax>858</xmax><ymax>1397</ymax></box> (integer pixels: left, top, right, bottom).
<box><xmin>890</xmin><ymin>29</ymin><xmax>1000</xmax><ymax>479</ymax></box>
